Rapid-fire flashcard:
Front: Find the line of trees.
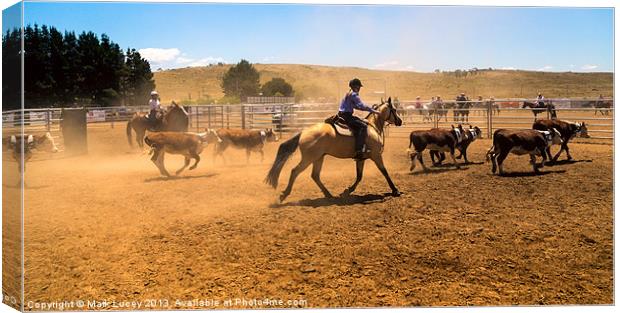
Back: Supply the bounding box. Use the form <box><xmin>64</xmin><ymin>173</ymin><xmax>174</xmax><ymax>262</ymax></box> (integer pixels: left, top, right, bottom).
<box><xmin>2</xmin><ymin>25</ymin><xmax>155</xmax><ymax>110</ymax></box>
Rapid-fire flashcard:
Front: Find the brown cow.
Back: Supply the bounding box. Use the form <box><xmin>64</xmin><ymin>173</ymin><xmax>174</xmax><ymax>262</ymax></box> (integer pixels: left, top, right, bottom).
<box><xmin>408</xmin><ymin>124</ymin><xmax>465</xmax><ymax>171</ymax></box>
<box><xmin>144</xmin><ymin>130</ymin><xmax>221</xmax><ymax>177</ymax></box>
<box><xmin>532</xmin><ymin>119</ymin><xmax>589</xmax><ymax>162</ymax></box>
<box><xmin>430</xmin><ymin>125</ymin><xmax>482</xmax><ymax>165</ymax></box>
<box><xmin>485</xmin><ymin>128</ymin><xmax>563</xmax><ymax>175</ymax></box>
<box><xmin>212</xmin><ymin>128</ymin><xmax>278</xmax><ymax>163</ymax></box>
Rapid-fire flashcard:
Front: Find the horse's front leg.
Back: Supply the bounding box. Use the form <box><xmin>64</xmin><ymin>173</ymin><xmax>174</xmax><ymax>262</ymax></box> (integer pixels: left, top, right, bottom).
<box><xmin>371</xmin><ymin>154</ymin><xmax>400</xmax><ymax>196</ymax></box>
<box><xmin>341</xmin><ymin>160</ymin><xmax>365</xmax><ymax>196</ymax></box>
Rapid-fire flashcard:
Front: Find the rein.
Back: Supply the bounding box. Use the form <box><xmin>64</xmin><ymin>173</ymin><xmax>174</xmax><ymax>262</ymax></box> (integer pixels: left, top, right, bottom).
<box><xmin>365</xmin><ymin>103</ymin><xmax>396</xmax><ymax>152</ymax></box>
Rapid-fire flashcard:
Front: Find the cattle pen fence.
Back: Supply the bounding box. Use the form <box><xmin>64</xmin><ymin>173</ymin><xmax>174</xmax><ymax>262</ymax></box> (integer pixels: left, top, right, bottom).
<box><xmin>2</xmin><ymin>98</ymin><xmax>614</xmax><ymax>149</ymax></box>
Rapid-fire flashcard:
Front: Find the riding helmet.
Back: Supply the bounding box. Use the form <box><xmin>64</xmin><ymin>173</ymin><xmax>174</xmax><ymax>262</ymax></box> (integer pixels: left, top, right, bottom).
<box><xmin>349</xmin><ymin>78</ymin><xmax>363</xmax><ymax>88</ymax></box>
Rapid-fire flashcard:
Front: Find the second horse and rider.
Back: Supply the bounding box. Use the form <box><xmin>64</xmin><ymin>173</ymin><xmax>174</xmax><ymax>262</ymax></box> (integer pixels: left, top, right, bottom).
<box><xmin>133</xmin><ymin>80</ymin><xmax>590</xmax><ymax>196</ymax></box>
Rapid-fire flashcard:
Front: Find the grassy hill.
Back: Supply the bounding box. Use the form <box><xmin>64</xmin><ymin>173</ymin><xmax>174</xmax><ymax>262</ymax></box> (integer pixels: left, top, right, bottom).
<box><xmin>153</xmin><ymin>64</ymin><xmax>613</xmax><ymax>103</ymax></box>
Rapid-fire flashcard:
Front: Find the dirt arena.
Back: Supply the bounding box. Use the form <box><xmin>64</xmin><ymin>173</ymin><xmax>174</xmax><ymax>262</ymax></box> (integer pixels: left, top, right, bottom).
<box><xmin>3</xmin><ymin>124</ymin><xmax>613</xmax><ymax>309</ymax></box>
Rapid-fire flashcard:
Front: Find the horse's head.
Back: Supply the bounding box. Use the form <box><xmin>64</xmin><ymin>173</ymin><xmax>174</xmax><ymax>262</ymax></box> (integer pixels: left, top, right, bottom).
<box><xmin>377</xmin><ymin>97</ymin><xmax>402</xmax><ymax>126</ymax></box>
<box><xmin>166</xmin><ymin>101</ymin><xmax>188</xmax><ymax>115</ymax></box>
<box><xmin>163</xmin><ymin>101</ymin><xmax>189</xmax><ymax>131</ymax></box>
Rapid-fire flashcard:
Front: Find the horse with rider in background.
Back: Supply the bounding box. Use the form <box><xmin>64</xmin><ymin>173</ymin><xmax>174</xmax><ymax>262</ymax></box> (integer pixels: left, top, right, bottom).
<box><xmin>522</xmin><ymin>93</ymin><xmax>556</xmax><ymax>120</ymax></box>
<box><xmin>126</xmin><ymin>101</ymin><xmax>189</xmax><ymax>148</ymax></box>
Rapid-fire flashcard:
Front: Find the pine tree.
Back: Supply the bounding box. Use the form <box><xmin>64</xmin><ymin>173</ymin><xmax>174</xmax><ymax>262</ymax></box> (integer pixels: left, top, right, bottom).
<box><xmin>221</xmin><ymin>59</ymin><xmax>260</xmax><ymax>102</ymax></box>
<box><xmin>2</xmin><ymin>25</ymin><xmax>154</xmax><ymax>108</ymax></box>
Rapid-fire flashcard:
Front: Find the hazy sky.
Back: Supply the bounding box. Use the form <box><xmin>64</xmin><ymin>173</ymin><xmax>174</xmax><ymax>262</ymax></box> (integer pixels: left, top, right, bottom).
<box><xmin>11</xmin><ymin>1</ymin><xmax>615</xmax><ymax>72</ymax></box>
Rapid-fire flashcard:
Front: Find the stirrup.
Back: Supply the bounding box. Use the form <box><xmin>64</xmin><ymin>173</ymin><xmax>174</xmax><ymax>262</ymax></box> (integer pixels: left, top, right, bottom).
<box><xmin>353</xmin><ymin>150</ymin><xmax>370</xmax><ymax>160</ymax></box>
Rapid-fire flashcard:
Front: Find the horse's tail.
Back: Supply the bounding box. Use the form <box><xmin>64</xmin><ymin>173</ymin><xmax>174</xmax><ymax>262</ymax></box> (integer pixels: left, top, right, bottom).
<box><xmin>126</xmin><ymin>118</ymin><xmax>133</xmax><ymax>147</ymax></box>
<box><xmin>265</xmin><ymin>133</ymin><xmax>301</xmax><ymax>188</ymax></box>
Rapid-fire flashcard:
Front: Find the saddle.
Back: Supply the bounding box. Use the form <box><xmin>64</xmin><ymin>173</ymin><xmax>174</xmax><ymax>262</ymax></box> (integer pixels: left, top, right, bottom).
<box><xmin>324</xmin><ymin>115</ymin><xmax>364</xmax><ymax>137</ymax></box>
<box><xmin>143</xmin><ymin>113</ymin><xmax>164</xmax><ymax>131</ymax></box>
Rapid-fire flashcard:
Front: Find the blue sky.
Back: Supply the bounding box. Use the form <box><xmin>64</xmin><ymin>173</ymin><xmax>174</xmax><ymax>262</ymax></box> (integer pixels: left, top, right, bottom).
<box><xmin>9</xmin><ymin>2</ymin><xmax>615</xmax><ymax>72</ymax></box>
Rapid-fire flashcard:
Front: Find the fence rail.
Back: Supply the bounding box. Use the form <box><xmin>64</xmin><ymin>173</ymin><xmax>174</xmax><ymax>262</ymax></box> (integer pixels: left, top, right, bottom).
<box><xmin>2</xmin><ymin>98</ymin><xmax>613</xmax><ymax>144</ymax></box>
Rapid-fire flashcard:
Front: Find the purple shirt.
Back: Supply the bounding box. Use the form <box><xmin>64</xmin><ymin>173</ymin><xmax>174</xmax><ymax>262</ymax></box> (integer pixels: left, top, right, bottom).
<box><xmin>338</xmin><ymin>91</ymin><xmax>376</xmax><ymax>113</ymax></box>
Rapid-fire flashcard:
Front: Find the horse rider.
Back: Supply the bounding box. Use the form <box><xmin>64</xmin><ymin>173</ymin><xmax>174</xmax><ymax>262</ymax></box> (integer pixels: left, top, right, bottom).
<box><xmin>148</xmin><ymin>91</ymin><xmax>161</xmax><ymax>127</ymax></box>
<box><xmin>415</xmin><ymin>96</ymin><xmax>422</xmax><ymax>109</ymax></box>
<box><xmin>338</xmin><ymin>78</ymin><xmax>380</xmax><ymax>160</ymax></box>
<box><xmin>536</xmin><ymin>92</ymin><xmax>545</xmax><ymax>107</ymax></box>
<box><xmin>455</xmin><ymin>92</ymin><xmax>466</xmax><ymax>120</ymax></box>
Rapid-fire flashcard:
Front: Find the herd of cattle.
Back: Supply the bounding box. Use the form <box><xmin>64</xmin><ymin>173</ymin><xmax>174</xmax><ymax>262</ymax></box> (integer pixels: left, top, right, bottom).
<box><xmin>407</xmin><ymin>119</ymin><xmax>588</xmax><ymax>175</ymax></box>
<box><xmin>3</xmin><ymin>109</ymin><xmax>590</xmax><ymax>189</ymax></box>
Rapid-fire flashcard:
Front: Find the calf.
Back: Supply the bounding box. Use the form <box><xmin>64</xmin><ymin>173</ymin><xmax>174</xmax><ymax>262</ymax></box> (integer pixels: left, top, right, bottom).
<box><xmin>4</xmin><ymin>132</ymin><xmax>59</xmax><ymax>173</ymax></box>
<box><xmin>532</xmin><ymin>119</ymin><xmax>589</xmax><ymax>162</ymax></box>
<box><xmin>212</xmin><ymin>128</ymin><xmax>278</xmax><ymax>163</ymax></box>
<box><xmin>144</xmin><ymin>130</ymin><xmax>221</xmax><ymax>177</ymax></box>
<box><xmin>431</xmin><ymin>125</ymin><xmax>482</xmax><ymax>164</ymax></box>
<box><xmin>3</xmin><ymin>132</ymin><xmax>59</xmax><ymax>186</ymax></box>
<box><xmin>486</xmin><ymin>129</ymin><xmax>563</xmax><ymax>175</ymax></box>
<box><xmin>408</xmin><ymin>124</ymin><xmax>465</xmax><ymax>171</ymax></box>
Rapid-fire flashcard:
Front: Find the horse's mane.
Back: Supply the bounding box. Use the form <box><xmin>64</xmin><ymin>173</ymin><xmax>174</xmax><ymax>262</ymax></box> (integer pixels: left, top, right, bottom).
<box><xmin>365</xmin><ymin>102</ymin><xmax>388</xmax><ymax>119</ymax></box>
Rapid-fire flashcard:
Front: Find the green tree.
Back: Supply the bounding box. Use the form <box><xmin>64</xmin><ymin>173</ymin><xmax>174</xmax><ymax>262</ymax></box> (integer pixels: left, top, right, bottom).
<box><xmin>123</xmin><ymin>48</ymin><xmax>155</xmax><ymax>106</ymax></box>
<box><xmin>261</xmin><ymin>77</ymin><xmax>294</xmax><ymax>97</ymax></box>
<box><xmin>2</xmin><ymin>28</ymin><xmax>21</xmax><ymax>110</ymax></box>
<box><xmin>3</xmin><ymin>25</ymin><xmax>154</xmax><ymax>108</ymax></box>
<box><xmin>221</xmin><ymin>59</ymin><xmax>260</xmax><ymax>102</ymax></box>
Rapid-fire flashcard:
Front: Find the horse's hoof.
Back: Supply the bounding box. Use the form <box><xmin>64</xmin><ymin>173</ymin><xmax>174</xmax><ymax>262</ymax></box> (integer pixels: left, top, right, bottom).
<box><xmin>339</xmin><ymin>189</ymin><xmax>351</xmax><ymax>197</ymax></box>
<box><xmin>279</xmin><ymin>193</ymin><xmax>288</xmax><ymax>202</ymax></box>
<box><xmin>391</xmin><ymin>190</ymin><xmax>402</xmax><ymax>197</ymax></box>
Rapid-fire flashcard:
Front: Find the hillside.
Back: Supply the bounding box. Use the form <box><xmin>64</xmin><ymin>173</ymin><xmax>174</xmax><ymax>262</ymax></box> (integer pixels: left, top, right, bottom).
<box><xmin>153</xmin><ymin>64</ymin><xmax>613</xmax><ymax>103</ymax></box>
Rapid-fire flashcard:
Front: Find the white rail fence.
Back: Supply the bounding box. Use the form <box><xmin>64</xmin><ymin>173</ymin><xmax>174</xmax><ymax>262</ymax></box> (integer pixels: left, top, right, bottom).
<box><xmin>1</xmin><ymin>99</ymin><xmax>613</xmax><ymax>146</ymax></box>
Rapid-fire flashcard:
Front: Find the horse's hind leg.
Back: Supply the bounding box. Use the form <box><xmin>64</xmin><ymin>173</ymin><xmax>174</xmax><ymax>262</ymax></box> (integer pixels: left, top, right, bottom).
<box><xmin>137</xmin><ymin>129</ymin><xmax>145</xmax><ymax>148</ymax></box>
<box><xmin>310</xmin><ymin>156</ymin><xmax>333</xmax><ymax>198</ymax></box>
<box><xmin>280</xmin><ymin>156</ymin><xmax>314</xmax><ymax>202</ymax></box>
<box><xmin>176</xmin><ymin>156</ymin><xmax>191</xmax><ymax>175</ymax></box>
<box><xmin>342</xmin><ymin>159</ymin><xmax>365</xmax><ymax>196</ymax></box>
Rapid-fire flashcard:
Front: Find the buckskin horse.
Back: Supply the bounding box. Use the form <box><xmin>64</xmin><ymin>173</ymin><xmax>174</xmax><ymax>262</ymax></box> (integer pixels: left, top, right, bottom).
<box><xmin>265</xmin><ymin>97</ymin><xmax>403</xmax><ymax>202</ymax></box>
<box><xmin>126</xmin><ymin>102</ymin><xmax>189</xmax><ymax>148</ymax></box>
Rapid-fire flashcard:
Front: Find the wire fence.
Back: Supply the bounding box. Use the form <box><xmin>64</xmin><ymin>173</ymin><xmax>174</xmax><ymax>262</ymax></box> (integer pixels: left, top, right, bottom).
<box><xmin>2</xmin><ymin>98</ymin><xmax>613</xmax><ymax>148</ymax></box>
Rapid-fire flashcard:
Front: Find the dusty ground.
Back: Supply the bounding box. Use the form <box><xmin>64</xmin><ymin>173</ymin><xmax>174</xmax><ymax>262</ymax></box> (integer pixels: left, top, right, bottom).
<box><xmin>2</xmin><ymin>125</ymin><xmax>613</xmax><ymax>310</ymax></box>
